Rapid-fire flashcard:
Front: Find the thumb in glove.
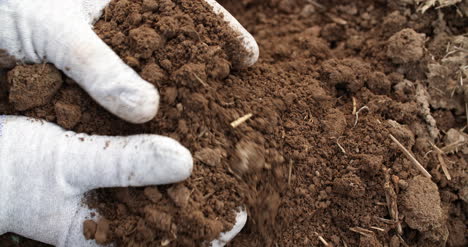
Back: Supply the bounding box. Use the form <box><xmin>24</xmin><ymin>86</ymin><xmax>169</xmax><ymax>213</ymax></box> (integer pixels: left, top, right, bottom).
<box><xmin>0</xmin><ymin>115</ymin><xmax>246</xmax><ymax>247</ymax></box>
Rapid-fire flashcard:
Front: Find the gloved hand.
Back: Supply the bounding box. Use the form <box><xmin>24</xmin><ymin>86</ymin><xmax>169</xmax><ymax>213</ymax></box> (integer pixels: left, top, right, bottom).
<box><xmin>0</xmin><ymin>0</ymin><xmax>257</xmax><ymax>246</ymax></box>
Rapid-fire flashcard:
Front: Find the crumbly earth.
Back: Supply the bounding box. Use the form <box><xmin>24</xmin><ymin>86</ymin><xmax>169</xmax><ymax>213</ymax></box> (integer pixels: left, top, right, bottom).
<box><xmin>0</xmin><ymin>0</ymin><xmax>467</xmax><ymax>246</ymax></box>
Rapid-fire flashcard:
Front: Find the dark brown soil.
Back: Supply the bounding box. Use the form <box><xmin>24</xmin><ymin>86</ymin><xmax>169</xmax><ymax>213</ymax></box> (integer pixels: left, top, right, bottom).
<box><xmin>1</xmin><ymin>0</ymin><xmax>467</xmax><ymax>246</ymax></box>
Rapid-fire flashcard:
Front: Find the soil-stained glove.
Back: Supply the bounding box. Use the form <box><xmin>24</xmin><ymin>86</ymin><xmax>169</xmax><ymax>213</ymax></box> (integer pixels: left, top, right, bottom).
<box><xmin>0</xmin><ymin>0</ymin><xmax>255</xmax><ymax>246</ymax></box>
<box><xmin>0</xmin><ymin>115</ymin><xmax>247</xmax><ymax>247</ymax></box>
<box><xmin>0</xmin><ymin>0</ymin><xmax>259</xmax><ymax>123</ymax></box>
<box><xmin>0</xmin><ymin>115</ymin><xmax>192</xmax><ymax>246</ymax></box>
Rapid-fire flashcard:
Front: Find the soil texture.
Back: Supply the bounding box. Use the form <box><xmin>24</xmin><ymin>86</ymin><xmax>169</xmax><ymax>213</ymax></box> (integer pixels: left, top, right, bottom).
<box><xmin>0</xmin><ymin>0</ymin><xmax>467</xmax><ymax>246</ymax></box>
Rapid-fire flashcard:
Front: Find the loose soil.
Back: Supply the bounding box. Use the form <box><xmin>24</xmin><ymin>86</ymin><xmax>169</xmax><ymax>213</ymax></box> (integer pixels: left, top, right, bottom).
<box><xmin>0</xmin><ymin>0</ymin><xmax>467</xmax><ymax>246</ymax></box>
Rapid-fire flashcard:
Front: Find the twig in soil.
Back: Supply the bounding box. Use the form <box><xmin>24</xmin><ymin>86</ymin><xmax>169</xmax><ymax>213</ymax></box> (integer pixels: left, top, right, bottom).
<box><xmin>370</xmin><ymin>226</ymin><xmax>385</xmax><ymax>232</ymax></box>
<box><xmin>314</xmin><ymin>232</ymin><xmax>329</xmax><ymax>246</ymax></box>
<box><xmin>384</xmin><ymin>169</ymin><xmax>403</xmax><ymax>235</ymax></box>
<box><xmin>336</xmin><ymin>136</ymin><xmax>347</xmax><ymax>154</ymax></box>
<box><xmin>230</xmin><ymin>113</ymin><xmax>253</xmax><ymax>128</ymax></box>
<box><xmin>326</xmin><ymin>13</ymin><xmax>347</xmax><ymax>25</ymax></box>
<box><xmin>193</xmin><ymin>73</ymin><xmax>209</xmax><ymax>87</ymax></box>
<box><xmin>352</xmin><ymin>97</ymin><xmax>357</xmax><ymax>115</ymax></box>
<box><xmin>428</xmin><ymin>141</ymin><xmax>452</xmax><ymax>180</ymax></box>
<box><xmin>197</xmin><ymin>128</ymin><xmax>208</xmax><ymax>138</ymax></box>
<box><xmin>437</xmin><ymin>154</ymin><xmax>451</xmax><ymax>180</ymax></box>
<box><xmin>389</xmin><ymin>134</ymin><xmax>432</xmax><ymax>178</ymax></box>
<box><xmin>343</xmin><ymin>240</ymin><xmax>348</xmax><ymax>247</ymax></box>
<box><xmin>442</xmin><ymin>49</ymin><xmax>458</xmax><ymax>59</ymax></box>
<box><xmin>446</xmin><ymin>41</ymin><xmax>451</xmax><ymax>53</ymax></box>
<box><xmin>349</xmin><ymin>227</ymin><xmax>374</xmax><ymax>238</ymax></box>
<box><xmin>453</xmin><ymin>46</ymin><xmax>468</xmax><ymax>53</ymax></box>
<box><xmin>375</xmin><ymin>201</ymin><xmax>387</xmax><ymax>206</ymax></box>
<box><xmin>353</xmin><ymin>106</ymin><xmax>369</xmax><ymax>127</ymax></box>
<box><xmin>423</xmin><ymin>150</ymin><xmax>434</xmax><ymax>158</ymax></box>
<box><xmin>441</xmin><ymin>140</ymin><xmax>467</xmax><ymax>154</ymax></box>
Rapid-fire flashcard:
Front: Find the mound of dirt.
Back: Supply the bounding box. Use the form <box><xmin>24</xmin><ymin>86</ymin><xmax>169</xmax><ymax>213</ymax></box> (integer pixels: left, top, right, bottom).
<box><xmin>1</xmin><ymin>0</ymin><xmax>467</xmax><ymax>246</ymax></box>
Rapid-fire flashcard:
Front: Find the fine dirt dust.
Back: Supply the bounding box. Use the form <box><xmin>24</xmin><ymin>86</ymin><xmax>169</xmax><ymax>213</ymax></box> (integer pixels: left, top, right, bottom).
<box><xmin>0</xmin><ymin>0</ymin><xmax>467</xmax><ymax>247</ymax></box>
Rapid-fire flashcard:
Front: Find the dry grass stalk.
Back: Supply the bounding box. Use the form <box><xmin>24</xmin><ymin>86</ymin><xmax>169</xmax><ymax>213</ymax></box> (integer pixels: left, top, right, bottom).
<box><xmin>352</xmin><ymin>97</ymin><xmax>357</xmax><ymax>115</ymax></box>
<box><xmin>230</xmin><ymin>113</ymin><xmax>253</xmax><ymax>128</ymax></box>
<box><xmin>336</xmin><ymin>136</ymin><xmax>347</xmax><ymax>154</ymax></box>
<box><xmin>354</xmin><ymin>106</ymin><xmax>369</xmax><ymax>127</ymax></box>
<box><xmin>343</xmin><ymin>240</ymin><xmax>349</xmax><ymax>247</ymax></box>
<box><xmin>384</xmin><ymin>169</ymin><xmax>403</xmax><ymax>235</ymax></box>
<box><xmin>389</xmin><ymin>134</ymin><xmax>432</xmax><ymax>178</ymax></box>
<box><xmin>349</xmin><ymin>227</ymin><xmax>374</xmax><ymax>238</ymax></box>
<box><xmin>193</xmin><ymin>73</ymin><xmax>209</xmax><ymax>87</ymax></box>
<box><xmin>375</xmin><ymin>202</ymin><xmax>388</xmax><ymax>207</ymax></box>
<box><xmin>370</xmin><ymin>226</ymin><xmax>385</xmax><ymax>232</ymax></box>
<box><xmin>417</xmin><ymin>0</ymin><xmax>463</xmax><ymax>13</ymax></box>
<box><xmin>437</xmin><ymin>154</ymin><xmax>451</xmax><ymax>180</ymax></box>
<box><xmin>314</xmin><ymin>232</ymin><xmax>329</xmax><ymax>246</ymax></box>
<box><xmin>441</xmin><ymin>140</ymin><xmax>467</xmax><ymax>154</ymax></box>
<box><xmin>429</xmin><ymin>141</ymin><xmax>452</xmax><ymax>180</ymax></box>
<box><xmin>326</xmin><ymin>13</ymin><xmax>347</xmax><ymax>25</ymax></box>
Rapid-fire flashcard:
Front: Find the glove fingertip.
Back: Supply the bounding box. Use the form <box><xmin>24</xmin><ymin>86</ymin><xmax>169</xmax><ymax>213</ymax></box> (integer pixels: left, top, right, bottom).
<box><xmin>116</xmin><ymin>84</ymin><xmax>160</xmax><ymax>124</ymax></box>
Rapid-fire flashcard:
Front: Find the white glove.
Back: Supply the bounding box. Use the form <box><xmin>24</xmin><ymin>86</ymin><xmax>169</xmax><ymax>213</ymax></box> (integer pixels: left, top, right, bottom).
<box><xmin>0</xmin><ymin>115</ymin><xmax>192</xmax><ymax>246</ymax></box>
<box><xmin>0</xmin><ymin>115</ymin><xmax>247</xmax><ymax>247</ymax></box>
<box><xmin>0</xmin><ymin>0</ymin><xmax>259</xmax><ymax>123</ymax></box>
<box><xmin>0</xmin><ymin>0</ymin><xmax>256</xmax><ymax>246</ymax></box>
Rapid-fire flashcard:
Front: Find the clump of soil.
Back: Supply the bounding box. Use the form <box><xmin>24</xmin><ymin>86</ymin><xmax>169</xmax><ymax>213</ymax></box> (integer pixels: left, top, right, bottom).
<box><xmin>401</xmin><ymin>175</ymin><xmax>449</xmax><ymax>246</ymax></box>
<box><xmin>7</xmin><ymin>64</ymin><xmax>63</xmax><ymax>111</ymax></box>
<box><xmin>1</xmin><ymin>0</ymin><xmax>467</xmax><ymax>247</ymax></box>
<box><xmin>387</xmin><ymin>28</ymin><xmax>426</xmax><ymax>64</ymax></box>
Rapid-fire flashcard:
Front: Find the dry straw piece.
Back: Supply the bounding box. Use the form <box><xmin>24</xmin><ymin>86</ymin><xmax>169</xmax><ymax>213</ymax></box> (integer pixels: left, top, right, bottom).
<box><xmin>314</xmin><ymin>232</ymin><xmax>329</xmax><ymax>246</ymax></box>
<box><xmin>349</xmin><ymin>227</ymin><xmax>374</xmax><ymax>238</ymax></box>
<box><xmin>429</xmin><ymin>141</ymin><xmax>452</xmax><ymax>180</ymax></box>
<box><xmin>230</xmin><ymin>113</ymin><xmax>253</xmax><ymax>128</ymax></box>
<box><xmin>384</xmin><ymin>169</ymin><xmax>403</xmax><ymax>235</ymax></box>
<box><xmin>389</xmin><ymin>134</ymin><xmax>432</xmax><ymax>178</ymax></box>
